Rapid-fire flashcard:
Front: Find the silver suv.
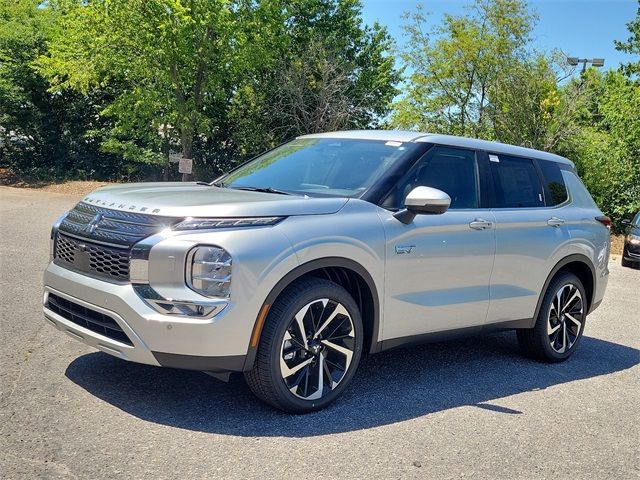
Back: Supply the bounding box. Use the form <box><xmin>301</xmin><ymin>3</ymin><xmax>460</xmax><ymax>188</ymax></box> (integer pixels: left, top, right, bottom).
<box><xmin>43</xmin><ymin>130</ymin><xmax>611</xmax><ymax>413</ymax></box>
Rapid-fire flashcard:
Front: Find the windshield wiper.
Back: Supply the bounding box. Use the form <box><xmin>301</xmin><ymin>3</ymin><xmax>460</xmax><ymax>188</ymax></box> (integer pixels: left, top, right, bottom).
<box><xmin>195</xmin><ymin>182</ymin><xmax>291</xmax><ymax>195</ymax></box>
<box><xmin>196</xmin><ymin>180</ymin><xmax>223</xmax><ymax>186</ymax></box>
<box><xmin>230</xmin><ymin>186</ymin><xmax>292</xmax><ymax>196</ymax></box>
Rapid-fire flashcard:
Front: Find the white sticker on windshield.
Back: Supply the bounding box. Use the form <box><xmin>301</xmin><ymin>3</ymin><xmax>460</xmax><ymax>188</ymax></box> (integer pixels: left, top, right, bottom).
<box><xmin>385</xmin><ymin>141</ymin><xmax>403</xmax><ymax>147</ymax></box>
<box><xmin>489</xmin><ymin>154</ymin><xmax>500</xmax><ymax>162</ymax></box>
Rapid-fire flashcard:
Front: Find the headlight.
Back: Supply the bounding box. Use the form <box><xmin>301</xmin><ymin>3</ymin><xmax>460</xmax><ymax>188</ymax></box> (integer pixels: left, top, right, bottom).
<box><xmin>628</xmin><ymin>234</ymin><xmax>640</xmax><ymax>244</ymax></box>
<box><xmin>173</xmin><ymin>216</ymin><xmax>284</xmax><ymax>231</ymax></box>
<box><xmin>187</xmin><ymin>246</ymin><xmax>232</xmax><ymax>298</ymax></box>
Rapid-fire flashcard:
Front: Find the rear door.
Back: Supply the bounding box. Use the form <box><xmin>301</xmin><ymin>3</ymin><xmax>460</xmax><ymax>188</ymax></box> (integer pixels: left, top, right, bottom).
<box><xmin>379</xmin><ymin>146</ymin><xmax>496</xmax><ymax>342</ymax></box>
<box><xmin>484</xmin><ymin>153</ymin><xmax>571</xmax><ymax>325</ymax></box>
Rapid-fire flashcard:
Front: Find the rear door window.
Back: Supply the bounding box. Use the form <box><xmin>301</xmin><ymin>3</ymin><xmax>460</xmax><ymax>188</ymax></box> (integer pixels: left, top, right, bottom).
<box><xmin>489</xmin><ymin>155</ymin><xmax>544</xmax><ymax>208</ymax></box>
<box><xmin>538</xmin><ymin>160</ymin><xmax>569</xmax><ymax>206</ymax></box>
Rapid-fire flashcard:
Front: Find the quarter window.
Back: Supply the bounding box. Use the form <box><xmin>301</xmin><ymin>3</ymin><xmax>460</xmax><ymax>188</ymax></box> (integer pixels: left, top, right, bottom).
<box><xmin>539</xmin><ymin>160</ymin><xmax>569</xmax><ymax>206</ymax></box>
<box><xmin>490</xmin><ymin>155</ymin><xmax>544</xmax><ymax>208</ymax></box>
<box><xmin>383</xmin><ymin>146</ymin><xmax>479</xmax><ymax>210</ymax></box>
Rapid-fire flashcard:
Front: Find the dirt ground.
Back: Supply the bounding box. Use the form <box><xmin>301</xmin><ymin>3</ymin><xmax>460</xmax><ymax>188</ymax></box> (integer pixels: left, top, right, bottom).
<box><xmin>0</xmin><ymin>168</ymin><xmax>114</xmax><ymax>195</ymax></box>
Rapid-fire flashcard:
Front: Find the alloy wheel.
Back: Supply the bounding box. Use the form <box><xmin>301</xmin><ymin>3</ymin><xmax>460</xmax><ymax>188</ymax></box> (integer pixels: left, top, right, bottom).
<box><xmin>547</xmin><ymin>283</ymin><xmax>584</xmax><ymax>353</ymax></box>
<box><xmin>280</xmin><ymin>298</ymin><xmax>355</xmax><ymax>400</ymax></box>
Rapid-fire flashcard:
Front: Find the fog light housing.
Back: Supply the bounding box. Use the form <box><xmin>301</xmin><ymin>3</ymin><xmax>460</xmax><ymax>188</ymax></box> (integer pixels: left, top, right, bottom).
<box><xmin>187</xmin><ymin>246</ymin><xmax>232</xmax><ymax>298</ymax></box>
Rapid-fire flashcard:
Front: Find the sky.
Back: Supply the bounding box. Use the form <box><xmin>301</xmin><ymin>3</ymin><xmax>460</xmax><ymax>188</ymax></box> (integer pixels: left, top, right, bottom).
<box><xmin>361</xmin><ymin>0</ymin><xmax>638</xmax><ymax>70</ymax></box>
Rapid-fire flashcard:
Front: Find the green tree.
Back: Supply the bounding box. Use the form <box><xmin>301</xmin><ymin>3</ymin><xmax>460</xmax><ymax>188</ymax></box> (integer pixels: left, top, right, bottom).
<box><xmin>391</xmin><ymin>0</ymin><xmax>535</xmax><ymax>137</ymax></box>
<box><xmin>0</xmin><ymin>0</ymin><xmax>114</xmax><ymax>178</ymax></box>
<box><xmin>564</xmin><ymin>70</ymin><xmax>640</xmax><ymax>230</ymax></box>
<box><xmin>556</xmin><ymin>6</ymin><xmax>640</xmax><ymax>231</ymax></box>
<box><xmin>489</xmin><ymin>53</ymin><xmax>587</xmax><ymax>151</ymax></box>
<box><xmin>227</xmin><ymin>0</ymin><xmax>398</xmax><ymax>160</ymax></box>
<box><xmin>39</xmin><ymin>0</ymin><xmax>235</xmax><ymax>179</ymax></box>
<box><xmin>37</xmin><ymin>0</ymin><xmax>398</xmax><ymax>180</ymax></box>
<box><xmin>615</xmin><ymin>0</ymin><xmax>640</xmax><ymax>79</ymax></box>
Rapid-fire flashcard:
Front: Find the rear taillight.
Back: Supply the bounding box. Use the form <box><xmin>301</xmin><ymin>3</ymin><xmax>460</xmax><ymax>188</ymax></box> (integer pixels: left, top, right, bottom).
<box><xmin>595</xmin><ymin>216</ymin><xmax>611</xmax><ymax>230</ymax></box>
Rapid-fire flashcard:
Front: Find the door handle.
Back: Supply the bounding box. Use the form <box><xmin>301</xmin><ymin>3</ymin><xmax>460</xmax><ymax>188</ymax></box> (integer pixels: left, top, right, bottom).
<box><xmin>547</xmin><ymin>217</ymin><xmax>566</xmax><ymax>227</ymax></box>
<box><xmin>469</xmin><ymin>218</ymin><xmax>493</xmax><ymax>230</ymax></box>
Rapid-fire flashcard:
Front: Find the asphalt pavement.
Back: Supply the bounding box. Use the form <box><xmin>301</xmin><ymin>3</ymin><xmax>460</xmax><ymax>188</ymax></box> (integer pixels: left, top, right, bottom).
<box><xmin>1</xmin><ymin>186</ymin><xmax>638</xmax><ymax>479</ymax></box>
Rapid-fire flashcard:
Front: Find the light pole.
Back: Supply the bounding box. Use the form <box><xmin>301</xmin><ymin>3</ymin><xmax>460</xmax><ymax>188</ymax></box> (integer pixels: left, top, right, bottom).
<box><xmin>567</xmin><ymin>57</ymin><xmax>605</xmax><ymax>73</ymax></box>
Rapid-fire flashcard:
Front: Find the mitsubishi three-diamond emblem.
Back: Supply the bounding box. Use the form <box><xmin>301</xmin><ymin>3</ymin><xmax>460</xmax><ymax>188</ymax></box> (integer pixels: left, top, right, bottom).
<box><xmin>86</xmin><ymin>212</ymin><xmax>103</xmax><ymax>234</ymax></box>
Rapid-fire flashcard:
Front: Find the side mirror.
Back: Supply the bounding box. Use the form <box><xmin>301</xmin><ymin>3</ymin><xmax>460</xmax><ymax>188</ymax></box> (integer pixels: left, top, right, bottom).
<box><xmin>622</xmin><ymin>219</ymin><xmax>631</xmax><ymax>225</ymax></box>
<box><xmin>393</xmin><ymin>186</ymin><xmax>451</xmax><ymax>224</ymax></box>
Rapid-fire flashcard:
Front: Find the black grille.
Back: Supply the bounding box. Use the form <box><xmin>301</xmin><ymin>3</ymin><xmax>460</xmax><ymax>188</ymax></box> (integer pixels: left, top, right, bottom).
<box><xmin>54</xmin><ymin>202</ymin><xmax>179</xmax><ymax>283</ymax></box>
<box><xmin>54</xmin><ymin>233</ymin><xmax>130</xmax><ymax>282</ymax></box>
<box><xmin>46</xmin><ymin>293</ymin><xmax>133</xmax><ymax>346</ymax></box>
<box><xmin>59</xmin><ymin>202</ymin><xmax>178</xmax><ymax>248</ymax></box>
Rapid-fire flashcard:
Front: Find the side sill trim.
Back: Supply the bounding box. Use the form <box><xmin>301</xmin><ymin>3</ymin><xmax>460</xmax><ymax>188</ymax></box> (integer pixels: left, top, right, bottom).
<box><xmin>377</xmin><ymin>319</ymin><xmax>533</xmax><ymax>352</ymax></box>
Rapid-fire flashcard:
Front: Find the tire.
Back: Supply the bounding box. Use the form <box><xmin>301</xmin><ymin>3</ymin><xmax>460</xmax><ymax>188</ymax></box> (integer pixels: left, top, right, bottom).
<box><xmin>517</xmin><ymin>272</ymin><xmax>587</xmax><ymax>363</ymax></box>
<box><xmin>244</xmin><ymin>277</ymin><xmax>364</xmax><ymax>413</ymax></box>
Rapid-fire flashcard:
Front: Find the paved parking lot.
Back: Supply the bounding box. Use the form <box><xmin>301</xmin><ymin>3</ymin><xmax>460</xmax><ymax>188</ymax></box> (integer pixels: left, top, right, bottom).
<box><xmin>1</xmin><ymin>186</ymin><xmax>639</xmax><ymax>479</ymax></box>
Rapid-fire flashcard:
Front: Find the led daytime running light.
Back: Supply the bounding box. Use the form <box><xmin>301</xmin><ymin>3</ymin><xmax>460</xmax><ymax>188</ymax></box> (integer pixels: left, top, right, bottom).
<box><xmin>173</xmin><ymin>216</ymin><xmax>284</xmax><ymax>230</ymax></box>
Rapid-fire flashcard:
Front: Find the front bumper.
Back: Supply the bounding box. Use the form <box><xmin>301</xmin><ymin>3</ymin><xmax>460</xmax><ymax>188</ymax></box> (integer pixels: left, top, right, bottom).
<box><xmin>43</xmin><ymin>262</ymin><xmax>250</xmax><ymax>372</ymax></box>
<box><xmin>623</xmin><ymin>241</ymin><xmax>640</xmax><ymax>262</ymax></box>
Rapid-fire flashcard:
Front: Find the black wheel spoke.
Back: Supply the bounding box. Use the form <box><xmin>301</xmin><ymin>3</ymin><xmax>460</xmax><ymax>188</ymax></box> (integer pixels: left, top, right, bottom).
<box><xmin>323</xmin><ymin>316</ymin><xmax>348</xmax><ymax>340</ymax></box>
<box><xmin>322</xmin><ymin>356</ymin><xmax>333</xmax><ymax>385</ymax></box>
<box><xmin>323</xmin><ymin>333</ymin><xmax>351</xmax><ymax>342</ymax></box>
<box><xmin>302</xmin><ymin>366</ymin><xmax>310</xmax><ymax>398</ymax></box>
<box><xmin>290</xmin><ymin>365</ymin><xmax>309</xmax><ymax>391</ymax></box>
<box><xmin>324</xmin><ymin>357</ymin><xmax>344</xmax><ymax>371</ymax></box>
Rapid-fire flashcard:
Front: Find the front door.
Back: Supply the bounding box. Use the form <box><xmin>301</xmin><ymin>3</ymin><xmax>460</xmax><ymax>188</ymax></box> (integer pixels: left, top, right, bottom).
<box><xmin>379</xmin><ymin>146</ymin><xmax>496</xmax><ymax>342</ymax></box>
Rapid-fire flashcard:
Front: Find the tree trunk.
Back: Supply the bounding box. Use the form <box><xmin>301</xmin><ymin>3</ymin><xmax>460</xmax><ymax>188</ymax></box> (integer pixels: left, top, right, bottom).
<box><xmin>162</xmin><ymin>130</ymin><xmax>170</xmax><ymax>182</ymax></box>
<box><xmin>181</xmin><ymin>134</ymin><xmax>193</xmax><ymax>182</ymax></box>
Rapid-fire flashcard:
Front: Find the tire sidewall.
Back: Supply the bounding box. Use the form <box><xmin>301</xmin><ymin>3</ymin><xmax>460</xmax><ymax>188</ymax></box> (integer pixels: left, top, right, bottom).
<box><xmin>267</xmin><ymin>281</ymin><xmax>364</xmax><ymax>412</ymax></box>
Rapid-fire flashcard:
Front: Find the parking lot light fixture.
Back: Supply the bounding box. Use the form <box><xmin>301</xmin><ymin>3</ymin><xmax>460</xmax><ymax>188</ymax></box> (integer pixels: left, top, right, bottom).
<box><xmin>567</xmin><ymin>56</ymin><xmax>606</xmax><ymax>72</ymax></box>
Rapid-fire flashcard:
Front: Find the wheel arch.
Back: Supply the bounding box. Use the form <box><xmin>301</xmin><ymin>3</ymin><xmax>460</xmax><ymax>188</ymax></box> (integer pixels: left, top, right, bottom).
<box><xmin>242</xmin><ymin>257</ymin><xmax>380</xmax><ymax>371</ymax></box>
<box><xmin>529</xmin><ymin>254</ymin><xmax>597</xmax><ymax>329</ymax></box>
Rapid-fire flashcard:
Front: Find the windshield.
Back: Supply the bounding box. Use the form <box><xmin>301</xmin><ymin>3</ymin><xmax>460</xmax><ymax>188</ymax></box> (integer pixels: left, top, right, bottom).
<box><xmin>220</xmin><ymin>138</ymin><xmax>416</xmax><ymax>197</ymax></box>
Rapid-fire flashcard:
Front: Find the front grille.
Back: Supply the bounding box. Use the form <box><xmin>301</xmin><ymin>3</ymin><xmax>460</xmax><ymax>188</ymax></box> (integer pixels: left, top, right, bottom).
<box><xmin>59</xmin><ymin>202</ymin><xmax>179</xmax><ymax>248</ymax></box>
<box><xmin>54</xmin><ymin>233</ymin><xmax>130</xmax><ymax>282</ymax></box>
<box><xmin>54</xmin><ymin>202</ymin><xmax>179</xmax><ymax>283</ymax></box>
<box><xmin>46</xmin><ymin>293</ymin><xmax>133</xmax><ymax>346</ymax></box>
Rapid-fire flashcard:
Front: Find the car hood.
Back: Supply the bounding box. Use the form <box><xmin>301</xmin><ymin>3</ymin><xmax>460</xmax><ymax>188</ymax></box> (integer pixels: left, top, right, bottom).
<box><xmin>81</xmin><ymin>182</ymin><xmax>349</xmax><ymax>217</ymax></box>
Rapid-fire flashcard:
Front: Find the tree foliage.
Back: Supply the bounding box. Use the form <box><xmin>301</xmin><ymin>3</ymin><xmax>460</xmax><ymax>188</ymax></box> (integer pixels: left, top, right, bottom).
<box><xmin>0</xmin><ymin>0</ymin><xmax>119</xmax><ymax>178</ymax></box>
<box><xmin>392</xmin><ymin>0</ymin><xmax>640</xmax><ymax>231</ymax></box>
<box><xmin>561</xmin><ymin>70</ymin><xmax>640</xmax><ymax>228</ymax></box>
<box><xmin>392</xmin><ymin>0</ymin><xmax>535</xmax><ymax>137</ymax></box>
<box><xmin>227</xmin><ymin>0</ymin><xmax>398</xmax><ymax>158</ymax></box>
<box><xmin>37</xmin><ymin>0</ymin><xmax>236</xmax><ymax>180</ymax></box>
<box><xmin>29</xmin><ymin>0</ymin><xmax>397</xmax><ymax>179</ymax></box>
<box><xmin>489</xmin><ymin>54</ymin><xmax>586</xmax><ymax>151</ymax></box>
<box><xmin>615</xmin><ymin>0</ymin><xmax>640</xmax><ymax>79</ymax></box>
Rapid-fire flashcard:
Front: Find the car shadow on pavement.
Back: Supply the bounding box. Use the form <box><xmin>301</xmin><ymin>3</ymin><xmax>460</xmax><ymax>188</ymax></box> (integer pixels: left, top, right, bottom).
<box><xmin>65</xmin><ymin>333</ymin><xmax>639</xmax><ymax>437</ymax></box>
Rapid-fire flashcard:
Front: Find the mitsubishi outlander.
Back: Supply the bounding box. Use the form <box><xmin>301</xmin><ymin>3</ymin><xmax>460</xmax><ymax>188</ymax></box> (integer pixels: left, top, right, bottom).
<box><xmin>43</xmin><ymin>131</ymin><xmax>611</xmax><ymax>413</ymax></box>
